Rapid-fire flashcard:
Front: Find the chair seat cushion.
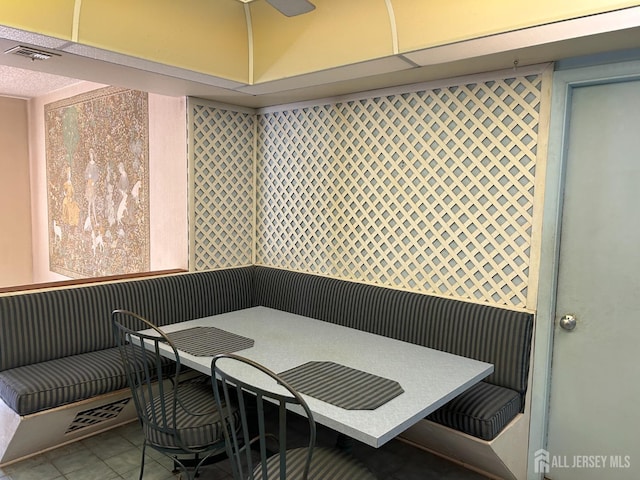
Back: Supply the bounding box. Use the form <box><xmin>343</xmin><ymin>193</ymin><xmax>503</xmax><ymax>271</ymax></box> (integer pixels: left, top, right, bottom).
<box><xmin>144</xmin><ymin>379</ymin><xmax>228</xmax><ymax>450</ymax></box>
<box><xmin>0</xmin><ymin>347</ymin><xmax>133</xmax><ymax>415</ymax></box>
<box><xmin>255</xmin><ymin>446</ymin><xmax>377</xmax><ymax>480</ymax></box>
<box><xmin>427</xmin><ymin>381</ymin><xmax>521</xmax><ymax>441</ymax></box>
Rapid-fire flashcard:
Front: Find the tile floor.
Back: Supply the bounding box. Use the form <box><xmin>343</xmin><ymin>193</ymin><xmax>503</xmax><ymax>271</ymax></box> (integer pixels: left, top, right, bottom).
<box><xmin>0</xmin><ymin>420</ymin><xmax>489</xmax><ymax>480</ymax></box>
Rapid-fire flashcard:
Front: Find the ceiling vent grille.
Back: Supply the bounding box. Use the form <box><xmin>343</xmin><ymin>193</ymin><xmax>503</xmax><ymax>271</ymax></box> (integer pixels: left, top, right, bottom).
<box><xmin>4</xmin><ymin>45</ymin><xmax>59</xmax><ymax>61</ymax></box>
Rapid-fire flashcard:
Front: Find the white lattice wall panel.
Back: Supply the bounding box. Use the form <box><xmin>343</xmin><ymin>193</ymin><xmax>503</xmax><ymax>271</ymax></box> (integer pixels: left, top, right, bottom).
<box><xmin>257</xmin><ymin>75</ymin><xmax>542</xmax><ymax>308</ymax></box>
<box><xmin>190</xmin><ymin>104</ymin><xmax>254</xmax><ymax>270</ymax></box>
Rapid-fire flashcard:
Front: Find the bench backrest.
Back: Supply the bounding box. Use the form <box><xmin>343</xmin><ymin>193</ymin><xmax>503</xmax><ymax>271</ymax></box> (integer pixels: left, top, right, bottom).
<box><xmin>254</xmin><ymin>266</ymin><xmax>533</xmax><ymax>401</ymax></box>
<box><xmin>1</xmin><ymin>265</ymin><xmax>533</xmax><ymax>403</ymax></box>
<box><xmin>0</xmin><ymin>267</ymin><xmax>255</xmax><ymax>371</ymax></box>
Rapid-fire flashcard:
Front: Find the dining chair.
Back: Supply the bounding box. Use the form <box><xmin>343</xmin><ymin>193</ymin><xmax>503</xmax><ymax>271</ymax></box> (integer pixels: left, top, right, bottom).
<box><xmin>211</xmin><ymin>353</ymin><xmax>378</xmax><ymax>480</ymax></box>
<box><xmin>112</xmin><ymin>309</ymin><xmax>234</xmax><ymax>480</ymax></box>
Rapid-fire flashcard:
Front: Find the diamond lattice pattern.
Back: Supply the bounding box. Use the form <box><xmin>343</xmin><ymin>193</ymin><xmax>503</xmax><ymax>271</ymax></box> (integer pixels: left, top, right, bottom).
<box><xmin>191</xmin><ymin>105</ymin><xmax>254</xmax><ymax>270</ymax></box>
<box><xmin>256</xmin><ymin>75</ymin><xmax>541</xmax><ymax>308</ymax></box>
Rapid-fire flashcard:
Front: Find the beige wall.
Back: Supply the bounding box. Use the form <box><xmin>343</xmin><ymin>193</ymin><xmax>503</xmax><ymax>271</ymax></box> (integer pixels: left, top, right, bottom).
<box><xmin>0</xmin><ymin>97</ymin><xmax>33</xmax><ymax>288</ymax></box>
<box><xmin>26</xmin><ymin>83</ymin><xmax>188</xmax><ymax>284</ymax></box>
<box><xmin>148</xmin><ymin>94</ymin><xmax>189</xmax><ymax>271</ymax></box>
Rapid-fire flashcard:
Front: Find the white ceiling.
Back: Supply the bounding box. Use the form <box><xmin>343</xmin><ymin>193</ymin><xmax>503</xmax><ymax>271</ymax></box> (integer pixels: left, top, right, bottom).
<box><xmin>0</xmin><ymin>64</ymin><xmax>80</xmax><ymax>99</ymax></box>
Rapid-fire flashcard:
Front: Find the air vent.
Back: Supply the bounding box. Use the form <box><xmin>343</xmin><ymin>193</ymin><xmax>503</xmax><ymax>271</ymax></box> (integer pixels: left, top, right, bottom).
<box><xmin>4</xmin><ymin>45</ymin><xmax>59</xmax><ymax>61</ymax></box>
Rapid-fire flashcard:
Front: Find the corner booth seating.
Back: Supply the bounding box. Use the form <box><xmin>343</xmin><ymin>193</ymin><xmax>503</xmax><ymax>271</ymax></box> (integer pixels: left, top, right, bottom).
<box><xmin>0</xmin><ymin>268</ymin><xmax>254</xmax><ymax>467</ymax></box>
<box><xmin>0</xmin><ymin>266</ymin><xmax>533</xmax><ymax>478</ymax></box>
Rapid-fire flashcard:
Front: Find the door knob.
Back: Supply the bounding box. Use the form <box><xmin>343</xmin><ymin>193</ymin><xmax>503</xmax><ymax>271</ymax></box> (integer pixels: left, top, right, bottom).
<box><xmin>559</xmin><ymin>314</ymin><xmax>577</xmax><ymax>331</ymax></box>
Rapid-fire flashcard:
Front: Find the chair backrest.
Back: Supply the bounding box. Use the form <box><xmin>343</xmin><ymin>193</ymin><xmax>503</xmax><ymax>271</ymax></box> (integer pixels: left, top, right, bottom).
<box><xmin>112</xmin><ymin>309</ymin><xmax>185</xmax><ymax>450</ymax></box>
<box><xmin>211</xmin><ymin>353</ymin><xmax>316</xmax><ymax>480</ymax></box>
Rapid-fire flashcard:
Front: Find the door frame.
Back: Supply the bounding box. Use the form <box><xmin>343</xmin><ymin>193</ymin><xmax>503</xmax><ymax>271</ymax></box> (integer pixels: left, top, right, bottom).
<box><xmin>528</xmin><ymin>58</ymin><xmax>640</xmax><ymax>479</ymax></box>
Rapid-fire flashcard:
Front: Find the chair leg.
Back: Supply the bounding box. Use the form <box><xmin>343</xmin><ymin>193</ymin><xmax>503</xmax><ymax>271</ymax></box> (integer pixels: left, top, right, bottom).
<box><xmin>171</xmin><ymin>457</ymin><xmax>200</xmax><ymax>476</ymax></box>
<box><xmin>172</xmin><ymin>450</ymin><xmax>228</xmax><ymax>479</ymax></box>
<box><xmin>171</xmin><ymin>456</ymin><xmax>198</xmax><ymax>480</ymax></box>
<box><xmin>139</xmin><ymin>442</ymin><xmax>147</xmax><ymax>480</ymax></box>
<box><xmin>172</xmin><ymin>453</ymin><xmax>211</xmax><ymax>479</ymax></box>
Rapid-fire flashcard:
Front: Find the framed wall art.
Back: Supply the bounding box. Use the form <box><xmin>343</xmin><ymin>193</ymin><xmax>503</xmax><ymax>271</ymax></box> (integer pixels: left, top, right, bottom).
<box><xmin>45</xmin><ymin>86</ymin><xmax>150</xmax><ymax>278</ymax></box>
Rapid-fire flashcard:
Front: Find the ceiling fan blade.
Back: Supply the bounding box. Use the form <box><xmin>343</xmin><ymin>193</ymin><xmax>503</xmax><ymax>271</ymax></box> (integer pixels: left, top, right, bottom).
<box><xmin>266</xmin><ymin>0</ymin><xmax>315</xmax><ymax>17</ymax></box>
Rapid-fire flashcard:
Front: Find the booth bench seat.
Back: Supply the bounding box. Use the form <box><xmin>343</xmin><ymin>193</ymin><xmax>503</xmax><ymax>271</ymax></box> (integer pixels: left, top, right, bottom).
<box><xmin>0</xmin><ymin>266</ymin><xmax>533</xmax><ymax>476</ymax></box>
<box><xmin>0</xmin><ymin>347</ymin><xmax>127</xmax><ymax>416</ymax></box>
<box><xmin>0</xmin><ymin>268</ymin><xmax>255</xmax><ymax>466</ymax></box>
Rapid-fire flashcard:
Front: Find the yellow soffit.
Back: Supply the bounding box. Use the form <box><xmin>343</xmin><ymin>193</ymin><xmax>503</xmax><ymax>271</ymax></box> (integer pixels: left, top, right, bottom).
<box><xmin>0</xmin><ymin>0</ymin><xmax>76</xmax><ymax>40</ymax></box>
<box><xmin>75</xmin><ymin>0</ymin><xmax>250</xmax><ymax>83</ymax></box>
<box><xmin>250</xmin><ymin>0</ymin><xmax>396</xmax><ymax>84</ymax></box>
<box><xmin>392</xmin><ymin>0</ymin><xmax>640</xmax><ymax>52</ymax></box>
<box><xmin>1</xmin><ymin>0</ymin><xmax>640</xmax><ymax>93</ymax></box>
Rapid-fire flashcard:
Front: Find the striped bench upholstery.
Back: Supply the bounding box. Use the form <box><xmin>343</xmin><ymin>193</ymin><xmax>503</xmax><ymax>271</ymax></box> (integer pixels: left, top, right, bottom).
<box><xmin>0</xmin><ymin>347</ymin><xmax>178</xmax><ymax>416</ymax></box>
<box><xmin>254</xmin><ymin>266</ymin><xmax>533</xmax><ymax>441</ymax></box>
<box><xmin>0</xmin><ymin>265</ymin><xmax>531</xmax><ymax>441</ymax></box>
<box><xmin>0</xmin><ymin>267</ymin><xmax>255</xmax><ymax>415</ymax></box>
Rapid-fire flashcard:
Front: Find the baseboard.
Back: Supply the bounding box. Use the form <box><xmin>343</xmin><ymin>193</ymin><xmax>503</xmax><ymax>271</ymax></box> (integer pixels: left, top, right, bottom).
<box><xmin>0</xmin><ymin>388</ymin><xmax>138</xmax><ymax>467</ymax></box>
<box><xmin>398</xmin><ymin>414</ymin><xmax>530</xmax><ymax>480</ymax></box>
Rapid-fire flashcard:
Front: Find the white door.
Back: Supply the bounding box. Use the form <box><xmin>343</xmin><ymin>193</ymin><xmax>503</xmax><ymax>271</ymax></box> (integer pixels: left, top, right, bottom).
<box><xmin>545</xmin><ymin>79</ymin><xmax>640</xmax><ymax>479</ymax></box>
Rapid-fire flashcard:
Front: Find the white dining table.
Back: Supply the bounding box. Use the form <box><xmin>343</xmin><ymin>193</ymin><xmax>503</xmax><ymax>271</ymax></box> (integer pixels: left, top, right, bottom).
<box><xmin>151</xmin><ymin>306</ymin><xmax>493</xmax><ymax>448</ymax></box>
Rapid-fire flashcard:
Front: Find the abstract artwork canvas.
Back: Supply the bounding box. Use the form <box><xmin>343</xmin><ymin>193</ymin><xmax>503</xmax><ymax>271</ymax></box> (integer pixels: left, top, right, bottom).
<box><xmin>45</xmin><ymin>86</ymin><xmax>150</xmax><ymax>278</ymax></box>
